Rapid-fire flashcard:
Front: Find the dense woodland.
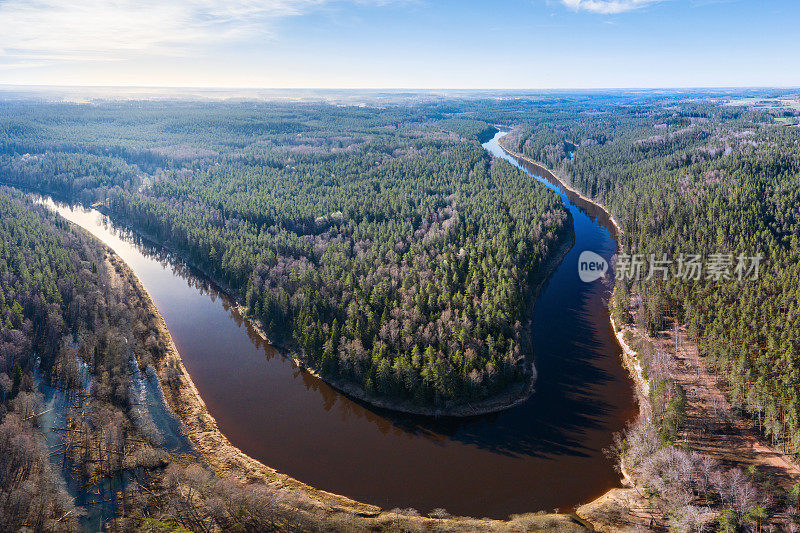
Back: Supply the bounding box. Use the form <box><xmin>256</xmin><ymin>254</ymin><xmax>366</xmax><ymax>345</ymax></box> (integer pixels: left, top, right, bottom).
<box><xmin>3</xmin><ymin>91</ymin><xmax>800</xmax><ymax>530</ymax></box>
<box><xmin>0</xmin><ymin>190</ymin><xmax>81</xmax><ymax>529</ymax></box>
<box><xmin>499</xmin><ymin>95</ymin><xmax>800</xmax><ymax>456</ymax></box>
<box><xmin>0</xmin><ymin>101</ymin><xmax>568</xmax><ymax>408</ymax></box>
<box><xmin>2</xmin><ymin>93</ymin><xmax>798</xmax><ymax>412</ymax></box>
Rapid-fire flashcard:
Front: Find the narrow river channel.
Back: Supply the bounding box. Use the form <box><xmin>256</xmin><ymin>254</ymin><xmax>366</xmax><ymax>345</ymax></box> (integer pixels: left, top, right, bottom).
<box><xmin>40</xmin><ymin>130</ymin><xmax>636</xmax><ymax>519</ymax></box>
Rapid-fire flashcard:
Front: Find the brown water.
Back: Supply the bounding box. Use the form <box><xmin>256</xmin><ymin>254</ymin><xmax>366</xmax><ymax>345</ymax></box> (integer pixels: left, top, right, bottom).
<box><xmin>41</xmin><ymin>131</ymin><xmax>636</xmax><ymax>519</ymax></box>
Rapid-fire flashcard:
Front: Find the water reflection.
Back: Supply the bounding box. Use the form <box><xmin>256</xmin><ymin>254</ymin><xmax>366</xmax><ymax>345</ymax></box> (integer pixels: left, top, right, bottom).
<box><xmin>36</xmin><ymin>133</ymin><xmax>635</xmax><ymax>518</ymax></box>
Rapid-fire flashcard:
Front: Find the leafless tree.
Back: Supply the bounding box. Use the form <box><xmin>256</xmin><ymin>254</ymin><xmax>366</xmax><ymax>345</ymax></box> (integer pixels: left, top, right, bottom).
<box><xmin>429</xmin><ymin>508</ymin><xmax>451</xmax><ymax>520</ymax></box>
<box><xmin>670</xmin><ymin>504</ymin><xmax>711</xmax><ymax>533</ymax></box>
<box><xmin>695</xmin><ymin>454</ymin><xmax>720</xmax><ymax>501</ymax></box>
<box><xmin>12</xmin><ymin>391</ymin><xmax>43</xmax><ymax>421</ymax></box>
<box><xmin>0</xmin><ymin>373</ymin><xmax>12</xmax><ymax>402</ymax></box>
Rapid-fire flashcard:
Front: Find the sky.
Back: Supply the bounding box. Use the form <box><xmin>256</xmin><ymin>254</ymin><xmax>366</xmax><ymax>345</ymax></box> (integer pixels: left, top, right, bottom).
<box><xmin>0</xmin><ymin>0</ymin><xmax>798</xmax><ymax>89</ymax></box>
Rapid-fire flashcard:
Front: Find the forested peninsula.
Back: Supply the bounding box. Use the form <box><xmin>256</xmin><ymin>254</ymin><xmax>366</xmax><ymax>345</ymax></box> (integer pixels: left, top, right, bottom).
<box><xmin>0</xmin><ymin>104</ymin><xmax>570</xmax><ymax>414</ymax></box>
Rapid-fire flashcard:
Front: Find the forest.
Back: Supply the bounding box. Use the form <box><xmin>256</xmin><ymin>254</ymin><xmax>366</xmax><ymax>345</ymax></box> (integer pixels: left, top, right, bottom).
<box><xmin>3</xmin><ymin>90</ymin><xmax>800</xmax><ymax>530</ymax></box>
<box><xmin>0</xmin><ymin>101</ymin><xmax>568</xmax><ymax>409</ymax></box>
<box><xmin>498</xmin><ymin>94</ymin><xmax>800</xmax><ymax>457</ymax></box>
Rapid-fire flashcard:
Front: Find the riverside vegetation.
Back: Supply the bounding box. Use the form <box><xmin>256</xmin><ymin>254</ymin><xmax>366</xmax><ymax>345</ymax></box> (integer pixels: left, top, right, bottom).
<box><xmin>497</xmin><ymin>92</ymin><xmax>800</xmax><ymax>530</ymax></box>
<box><xmin>500</xmin><ymin>93</ymin><xmax>800</xmax><ymax>450</ymax></box>
<box><xmin>0</xmin><ymin>102</ymin><xmax>569</xmax><ymax>412</ymax></box>
<box><xmin>3</xmin><ymin>90</ymin><xmax>800</xmax><ymax>530</ymax></box>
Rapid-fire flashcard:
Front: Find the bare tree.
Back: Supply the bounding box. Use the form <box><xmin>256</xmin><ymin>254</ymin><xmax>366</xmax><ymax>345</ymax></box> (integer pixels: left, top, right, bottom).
<box><xmin>670</xmin><ymin>504</ymin><xmax>711</xmax><ymax>533</ymax></box>
<box><xmin>0</xmin><ymin>373</ymin><xmax>11</xmax><ymax>402</ymax></box>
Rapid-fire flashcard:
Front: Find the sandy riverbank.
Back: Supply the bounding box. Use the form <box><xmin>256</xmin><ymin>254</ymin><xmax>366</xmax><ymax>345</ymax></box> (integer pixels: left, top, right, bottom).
<box><xmin>574</xmin><ymin>312</ymin><xmax>663</xmax><ymax>531</ymax></box>
<box><xmin>105</xmin><ymin>252</ymin><xmax>382</xmax><ymax>514</ymax></box>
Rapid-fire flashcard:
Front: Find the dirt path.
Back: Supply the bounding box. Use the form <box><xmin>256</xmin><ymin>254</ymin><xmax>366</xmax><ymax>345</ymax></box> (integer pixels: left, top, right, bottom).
<box><xmin>580</xmin><ymin>318</ymin><xmax>800</xmax><ymax>531</ymax></box>
<box><xmin>660</xmin><ymin>324</ymin><xmax>800</xmax><ymax>488</ymax></box>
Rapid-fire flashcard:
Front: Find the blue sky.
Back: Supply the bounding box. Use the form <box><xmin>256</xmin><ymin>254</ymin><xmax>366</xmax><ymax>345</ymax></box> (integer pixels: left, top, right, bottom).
<box><xmin>0</xmin><ymin>0</ymin><xmax>797</xmax><ymax>88</ymax></box>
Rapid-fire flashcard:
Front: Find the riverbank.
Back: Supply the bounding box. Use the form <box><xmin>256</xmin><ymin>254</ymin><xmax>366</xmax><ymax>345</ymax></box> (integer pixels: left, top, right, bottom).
<box><xmin>490</xmin><ymin>134</ymin><xmax>670</xmax><ymax>529</ymax></box>
<box><xmin>610</xmin><ymin>316</ymin><xmax>650</xmax><ymax>418</ymax></box>
<box><xmin>575</xmin><ymin>310</ymin><xmax>664</xmax><ymax>531</ymax></box>
<box><xmin>80</xmin><ymin>223</ymin><xmax>591</xmax><ymax>531</ymax></box>
<box><xmin>495</xmin><ymin>133</ymin><xmax>623</xmax><ymax>238</ymax></box>
<box><xmin>56</xmin><ymin>209</ymin><xmax>596</xmax><ymax>533</ymax></box>
<box><xmin>495</xmin><ymin>131</ymin><xmax>800</xmax><ymax>527</ymax></box>
<box><xmin>104</xmin><ymin>247</ymin><xmax>382</xmax><ymax>515</ymax></box>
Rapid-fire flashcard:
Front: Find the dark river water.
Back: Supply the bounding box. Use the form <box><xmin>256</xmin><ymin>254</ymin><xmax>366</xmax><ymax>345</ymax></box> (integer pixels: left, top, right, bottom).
<box><xmin>43</xmin><ymin>131</ymin><xmax>636</xmax><ymax>519</ymax></box>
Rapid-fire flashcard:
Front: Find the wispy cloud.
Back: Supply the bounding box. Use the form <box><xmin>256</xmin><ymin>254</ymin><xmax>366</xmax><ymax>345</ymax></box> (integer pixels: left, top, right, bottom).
<box><xmin>560</xmin><ymin>0</ymin><xmax>662</xmax><ymax>14</ymax></box>
<box><xmin>0</xmin><ymin>0</ymin><xmax>392</xmax><ymax>67</ymax></box>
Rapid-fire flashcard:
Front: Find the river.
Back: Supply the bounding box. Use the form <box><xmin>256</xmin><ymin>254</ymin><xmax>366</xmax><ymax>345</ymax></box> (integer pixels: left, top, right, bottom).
<box><xmin>40</xmin><ymin>130</ymin><xmax>636</xmax><ymax>519</ymax></box>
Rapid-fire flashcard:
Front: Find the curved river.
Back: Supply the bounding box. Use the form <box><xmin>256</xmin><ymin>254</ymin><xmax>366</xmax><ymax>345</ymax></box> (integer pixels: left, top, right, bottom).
<box><xmin>43</xmin><ymin>131</ymin><xmax>636</xmax><ymax>519</ymax></box>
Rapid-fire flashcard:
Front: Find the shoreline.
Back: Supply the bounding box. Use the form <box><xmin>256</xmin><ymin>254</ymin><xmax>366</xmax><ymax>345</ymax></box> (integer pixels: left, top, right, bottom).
<box><xmin>610</xmin><ymin>316</ymin><xmax>650</xmax><ymax>416</ymax></box>
<box><xmin>495</xmin><ymin>134</ymin><xmax>623</xmax><ymax>238</ymax></box>
<box><xmin>74</xmin><ymin>218</ymin><xmax>593</xmax><ymax>531</ymax></box>
<box><xmin>579</xmin><ymin>306</ymin><xmax>800</xmax><ymax>530</ymax></box>
<box><xmin>496</xmin><ymin>130</ymin><xmax>650</xmax><ymax>473</ymax></box>
<box><xmin>103</xmin><ymin>247</ymin><xmax>384</xmax><ymax>517</ymax></box>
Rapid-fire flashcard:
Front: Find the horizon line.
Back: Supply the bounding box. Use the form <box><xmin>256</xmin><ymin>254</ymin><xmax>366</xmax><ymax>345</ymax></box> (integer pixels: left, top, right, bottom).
<box><xmin>1</xmin><ymin>84</ymin><xmax>799</xmax><ymax>92</ymax></box>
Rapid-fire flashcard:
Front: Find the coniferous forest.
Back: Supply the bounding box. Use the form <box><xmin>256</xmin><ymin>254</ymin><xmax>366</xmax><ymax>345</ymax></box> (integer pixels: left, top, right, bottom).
<box><xmin>502</xmin><ymin>95</ymin><xmax>800</xmax><ymax>453</ymax></box>
<box><xmin>2</xmin><ymin>90</ymin><xmax>800</xmax><ymax>530</ymax></box>
<box><xmin>1</xmin><ymin>100</ymin><xmax>570</xmax><ymax>409</ymax></box>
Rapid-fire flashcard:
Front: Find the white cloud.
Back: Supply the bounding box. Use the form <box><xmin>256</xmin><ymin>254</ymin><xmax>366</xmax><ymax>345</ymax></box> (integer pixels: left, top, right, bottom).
<box><xmin>0</xmin><ymin>0</ymin><xmax>391</xmax><ymax>67</ymax></box>
<box><xmin>560</xmin><ymin>0</ymin><xmax>662</xmax><ymax>14</ymax></box>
